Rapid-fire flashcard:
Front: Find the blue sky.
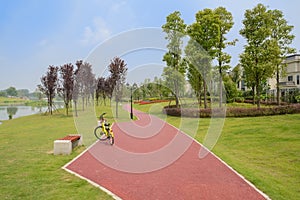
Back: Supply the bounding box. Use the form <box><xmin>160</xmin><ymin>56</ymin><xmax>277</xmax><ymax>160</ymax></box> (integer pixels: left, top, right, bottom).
<box><xmin>1</xmin><ymin>0</ymin><xmax>299</xmax><ymax>91</ymax></box>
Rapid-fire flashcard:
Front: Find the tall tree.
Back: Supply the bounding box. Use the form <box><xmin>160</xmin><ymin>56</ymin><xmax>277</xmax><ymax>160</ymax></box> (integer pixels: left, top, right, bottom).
<box><xmin>162</xmin><ymin>11</ymin><xmax>187</xmax><ymax>108</ymax></box>
<box><xmin>73</xmin><ymin>60</ymin><xmax>83</xmax><ymax>116</ymax></box>
<box><xmin>239</xmin><ymin>4</ymin><xmax>277</xmax><ymax>108</ymax></box>
<box><xmin>6</xmin><ymin>87</ymin><xmax>18</xmax><ymax>97</ymax></box>
<box><xmin>108</xmin><ymin>57</ymin><xmax>127</xmax><ymax>118</ymax></box>
<box><xmin>162</xmin><ymin>65</ymin><xmax>185</xmax><ymax>102</ymax></box>
<box><xmin>96</xmin><ymin>77</ymin><xmax>106</xmax><ymax>106</ymax></box>
<box><xmin>74</xmin><ymin>60</ymin><xmax>95</xmax><ymax>111</ymax></box>
<box><xmin>187</xmin><ymin>62</ymin><xmax>203</xmax><ymax>106</ymax></box>
<box><xmin>231</xmin><ymin>64</ymin><xmax>242</xmax><ymax>85</ymax></box>
<box><xmin>104</xmin><ymin>76</ymin><xmax>114</xmax><ymax>104</ymax></box>
<box><xmin>58</xmin><ymin>63</ymin><xmax>74</xmax><ymax>116</ymax></box>
<box><xmin>187</xmin><ymin>9</ymin><xmax>219</xmax><ymax>108</ymax></box>
<box><xmin>38</xmin><ymin>65</ymin><xmax>58</xmax><ymax>115</ymax></box>
<box><xmin>269</xmin><ymin>9</ymin><xmax>296</xmax><ymax>105</ymax></box>
<box><xmin>214</xmin><ymin>7</ymin><xmax>237</xmax><ymax>107</ymax></box>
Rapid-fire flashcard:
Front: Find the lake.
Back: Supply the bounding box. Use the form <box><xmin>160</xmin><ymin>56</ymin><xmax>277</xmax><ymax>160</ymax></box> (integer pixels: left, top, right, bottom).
<box><xmin>0</xmin><ymin>105</ymin><xmax>48</xmax><ymax>123</ymax></box>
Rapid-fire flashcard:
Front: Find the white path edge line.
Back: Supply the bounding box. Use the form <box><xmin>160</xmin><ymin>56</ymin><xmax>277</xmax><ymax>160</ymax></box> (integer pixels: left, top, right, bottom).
<box><xmin>62</xmin><ymin>139</ymin><xmax>123</xmax><ymax>200</ymax></box>
<box><xmin>165</xmin><ymin>118</ymin><xmax>271</xmax><ymax>200</ymax></box>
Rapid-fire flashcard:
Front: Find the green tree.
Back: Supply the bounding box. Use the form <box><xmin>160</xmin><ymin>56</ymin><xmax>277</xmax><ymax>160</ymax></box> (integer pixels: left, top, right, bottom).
<box><xmin>269</xmin><ymin>9</ymin><xmax>296</xmax><ymax>105</ymax></box>
<box><xmin>214</xmin><ymin>7</ymin><xmax>237</xmax><ymax>107</ymax></box>
<box><xmin>187</xmin><ymin>9</ymin><xmax>219</xmax><ymax>108</ymax></box>
<box><xmin>223</xmin><ymin>75</ymin><xmax>239</xmax><ymax>103</ymax></box>
<box><xmin>186</xmin><ymin>62</ymin><xmax>203</xmax><ymax>106</ymax></box>
<box><xmin>162</xmin><ymin>11</ymin><xmax>186</xmax><ymax>108</ymax></box>
<box><xmin>231</xmin><ymin>64</ymin><xmax>242</xmax><ymax>85</ymax></box>
<box><xmin>0</xmin><ymin>90</ymin><xmax>7</xmax><ymax>97</ymax></box>
<box><xmin>17</xmin><ymin>89</ymin><xmax>29</xmax><ymax>97</ymax></box>
<box><xmin>240</xmin><ymin>4</ymin><xmax>278</xmax><ymax>108</ymax></box>
<box><xmin>6</xmin><ymin>87</ymin><xmax>18</xmax><ymax>97</ymax></box>
<box><xmin>7</xmin><ymin>107</ymin><xmax>18</xmax><ymax>120</ymax></box>
<box><xmin>162</xmin><ymin>66</ymin><xmax>185</xmax><ymax>103</ymax></box>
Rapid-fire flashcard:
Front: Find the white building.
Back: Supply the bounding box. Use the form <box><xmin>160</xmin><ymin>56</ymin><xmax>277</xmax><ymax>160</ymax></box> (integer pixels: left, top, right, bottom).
<box><xmin>233</xmin><ymin>54</ymin><xmax>300</xmax><ymax>102</ymax></box>
<box><xmin>269</xmin><ymin>54</ymin><xmax>300</xmax><ymax>102</ymax></box>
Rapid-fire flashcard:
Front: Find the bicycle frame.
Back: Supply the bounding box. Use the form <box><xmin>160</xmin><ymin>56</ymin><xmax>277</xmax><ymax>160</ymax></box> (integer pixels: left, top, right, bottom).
<box><xmin>101</xmin><ymin>121</ymin><xmax>114</xmax><ymax>138</ymax></box>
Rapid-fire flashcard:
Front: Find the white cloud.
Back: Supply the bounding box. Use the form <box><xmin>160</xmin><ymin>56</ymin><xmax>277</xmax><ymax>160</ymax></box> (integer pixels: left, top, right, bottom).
<box><xmin>37</xmin><ymin>39</ymin><xmax>48</xmax><ymax>47</ymax></box>
<box><xmin>110</xmin><ymin>1</ymin><xmax>127</xmax><ymax>13</ymax></box>
<box><xmin>81</xmin><ymin>17</ymin><xmax>111</xmax><ymax>46</ymax></box>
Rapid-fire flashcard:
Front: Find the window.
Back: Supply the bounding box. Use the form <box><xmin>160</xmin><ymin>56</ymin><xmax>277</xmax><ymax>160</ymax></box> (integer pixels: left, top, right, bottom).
<box><xmin>288</xmin><ymin>76</ymin><xmax>293</xmax><ymax>82</ymax></box>
<box><xmin>297</xmin><ymin>75</ymin><xmax>300</xmax><ymax>85</ymax></box>
<box><xmin>241</xmin><ymin>80</ymin><xmax>245</xmax><ymax>91</ymax></box>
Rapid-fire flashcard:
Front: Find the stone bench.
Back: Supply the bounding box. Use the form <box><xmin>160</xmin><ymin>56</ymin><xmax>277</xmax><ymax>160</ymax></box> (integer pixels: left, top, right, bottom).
<box><xmin>54</xmin><ymin>134</ymin><xmax>82</xmax><ymax>155</ymax></box>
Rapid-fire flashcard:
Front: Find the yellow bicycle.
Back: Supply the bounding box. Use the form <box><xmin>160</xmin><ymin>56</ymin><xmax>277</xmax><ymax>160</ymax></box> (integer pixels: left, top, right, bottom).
<box><xmin>94</xmin><ymin>113</ymin><xmax>114</xmax><ymax>145</ymax></box>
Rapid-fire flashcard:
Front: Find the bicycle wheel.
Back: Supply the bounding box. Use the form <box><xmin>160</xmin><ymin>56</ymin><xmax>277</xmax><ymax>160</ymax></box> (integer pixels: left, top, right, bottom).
<box><xmin>108</xmin><ymin>135</ymin><xmax>114</xmax><ymax>145</ymax></box>
<box><xmin>94</xmin><ymin>126</ymin><xmax>108</xmax><ymax>140</ymax></box>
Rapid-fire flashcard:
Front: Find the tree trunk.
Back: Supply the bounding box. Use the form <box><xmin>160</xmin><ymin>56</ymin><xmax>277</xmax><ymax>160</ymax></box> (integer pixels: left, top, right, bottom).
<box><xmin>256</xmin><ymin>81</ymin><xmax>261</xmax><ymax>109</ymax></box>
<box><xmin>219</xmin><ymin>62</ymin><xmax>223</xmax><ymax>108</ymax></box>
<box><xmin>115</xmin><ymin>100</ymin><xmax>119</xmax><ymax>118</ymax></box>
<box><xmin>276</xmin><ymin>66</ymin><xmax>280</xmax><ymax>105</ymax></box>
<box><xmin>82</xmin><ymin>97</ymin><xmax>85</xmax><ymax>111</ymax></box>
<box><xmin>252</xmin><ymin>86</ymin><xmax>255</xmax><ymax>105</ymax></box>
<box><xmin>65</xmin><ymin>102</ymin><xmax>69</xmax><ymax>116</ymax></box>
<box><xmin>103</xmin><ymin>96</ymin><xmax>106</xmax><ymax>106</ymax></box>
<box><xmin>203</xmin><ymin>80</ymin><xmax>207</xmax><ymax>109</ymax></box>
<box><xmin>74</xmin><ymin>101</ymin><xmax>78</xmax><ymax>117</ymax></box>
<box><xmin>174</xmin><ymin>79</ymin><xmax>179</xmax><ymax>108</ymax></box>
<box><xmin>50</xmin><ymin>96</ymin><xmax>53</xmax><ymax>115</ymax></box>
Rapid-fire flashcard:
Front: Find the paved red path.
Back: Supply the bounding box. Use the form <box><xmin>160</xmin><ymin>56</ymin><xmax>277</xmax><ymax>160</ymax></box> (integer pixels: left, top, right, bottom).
<box><xmin>64</xmin><ymin>105</ymin><xmax>269</xmax><ymax>200</ymax></box>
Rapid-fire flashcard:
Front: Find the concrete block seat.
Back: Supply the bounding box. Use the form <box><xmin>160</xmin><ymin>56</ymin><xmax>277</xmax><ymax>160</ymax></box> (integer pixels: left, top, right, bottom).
<box><xmin>54</xmin><ymin>135</ymin><xmax>82</xmax><ymax>155</ymax></box>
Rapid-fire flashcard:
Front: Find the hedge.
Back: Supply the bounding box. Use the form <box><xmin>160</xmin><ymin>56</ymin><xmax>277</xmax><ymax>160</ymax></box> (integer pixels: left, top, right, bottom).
<box><xmin>235</xmin><ymin>99</ymin><xmax>288</xmax><ymax>106</ymax></box>
<box><xmin>163</xmin><ymin>104</ymin><xmax>300</xmax><ymax>118</ymax></box>
<box><xmin>137</xmin><ymin>99</ymin><xmax>170</xmax><ymax>105</ymax></box>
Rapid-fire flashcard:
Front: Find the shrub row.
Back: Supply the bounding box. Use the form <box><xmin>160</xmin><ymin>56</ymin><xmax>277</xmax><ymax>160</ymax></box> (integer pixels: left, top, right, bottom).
<box><xmin>163</xmin><ymin>104</ymin><xmax>300</xmax><ymax>118</ymax></box>
<box><xmin>136</xmin><ymin>99</ymin><xmax>170</xmax><ymax>105</ymax></box>
<box><xmin>235</xmin><ymin>99</ymin><xmax>288</xmax><ymax>106</ymax></box>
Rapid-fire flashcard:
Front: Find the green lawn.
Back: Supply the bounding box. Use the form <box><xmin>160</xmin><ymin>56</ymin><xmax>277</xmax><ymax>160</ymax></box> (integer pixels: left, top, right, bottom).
<box><xmin>0</xmin><ymin>96</ymin><xmax>27</xmax><ymax>105</ymax></box>
<box><xmin>134</xmin><ymin>103</ymin><xmax>300</xmax><ymax>200</ymax></box>
<box><xmin>1</xmin><ymin>103</ymin><xmax>299</xmax><ymax>200</ymax></box>
<box><xmin>0</xmin><ymin>112</ymin><xmax>113</xmax><ymax>200</ymax></box>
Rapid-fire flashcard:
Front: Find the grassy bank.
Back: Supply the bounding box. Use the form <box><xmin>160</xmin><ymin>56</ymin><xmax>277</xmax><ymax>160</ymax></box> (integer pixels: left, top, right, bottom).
<box><xmin>0</xmin><ymin>96</ymin><xmax>27</xmax><ymax>105</ymax></box>
<box><xmin>0</xmin><ymin>112</ymin><xmax>113</xmax><ymax>200</ymax></box>
<box><xmin>0</xmin><ymin>96</ymin><xmax>47</xmax><ymax>106</ymax></box>
<box><xmin>134</xmin><ymin>103</ymin><xmax>300</xmax><ymax>200</ymax></box>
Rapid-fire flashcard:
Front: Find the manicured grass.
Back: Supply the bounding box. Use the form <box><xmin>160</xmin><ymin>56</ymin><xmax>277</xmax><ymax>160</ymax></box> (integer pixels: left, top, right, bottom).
<box><xmin>0</xmin><ymin>112</ymin><xmax>113</xmax><ymax>200</ymax></box>
<box><xmin>1</xmin><ymin>102</ymin><xmax>299</xmax><ymax>200</ymax></box>
<box><xmin>0</xmin><ymin>96</ymin><xmax>27</xmax><ymax>105</ymax></box>
<box><xmin>214</xmin><ymin>115</ymin><xmax>300</xmax><ymax>200</ymax></box>
<box><xmin>0</xmin><ymin>96</ymin><xmax>46</xmax><ymax>106</ymax></box>
<box><xmin>134</xmin><ymin>103</ymin><xmax>300</xmax><ymax>200</ymax></box>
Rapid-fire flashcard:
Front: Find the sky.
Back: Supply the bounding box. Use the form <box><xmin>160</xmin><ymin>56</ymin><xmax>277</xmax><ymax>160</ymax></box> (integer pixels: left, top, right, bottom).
<box><xmin>1</xmin><ymin>0</ymin><xmax>300</xmax><ymax>91</ymax></box>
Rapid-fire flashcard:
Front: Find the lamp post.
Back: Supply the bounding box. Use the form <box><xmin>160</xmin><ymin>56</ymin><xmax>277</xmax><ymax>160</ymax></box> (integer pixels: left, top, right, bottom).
<box><xmin>130</xmin><ymin>86</ymin><xmax>133</xmax><ymax>120</ymax></box>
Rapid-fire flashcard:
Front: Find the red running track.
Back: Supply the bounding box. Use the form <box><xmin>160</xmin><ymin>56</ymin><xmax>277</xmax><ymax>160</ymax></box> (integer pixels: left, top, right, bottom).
<box><xmin>64</xmin><ymin>105</ymin><xmax>269</xmax><ymax>200</ymax></box>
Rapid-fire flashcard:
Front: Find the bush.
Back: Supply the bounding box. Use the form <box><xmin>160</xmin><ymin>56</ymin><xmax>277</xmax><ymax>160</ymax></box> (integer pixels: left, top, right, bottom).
<box><xmin>139</xmin><ymin>99</ymin><xmax>170</xmax><ymax>105</ymax></box>
<box><xmin>163</xmin><ymin>104</ymin><xmax>300</xmax><ymax>118</ymax></box>
<box><xmin>234</xmin><ymin>97</ymin><xmax>244</xmax><ymax>103</ymax></box>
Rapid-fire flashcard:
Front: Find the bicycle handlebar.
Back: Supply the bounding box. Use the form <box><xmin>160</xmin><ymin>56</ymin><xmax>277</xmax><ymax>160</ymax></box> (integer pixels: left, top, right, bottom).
<box><xmin>99</xmin><ymin>112</ymin><xmax>106</xmax><ymax>120</ymax></box>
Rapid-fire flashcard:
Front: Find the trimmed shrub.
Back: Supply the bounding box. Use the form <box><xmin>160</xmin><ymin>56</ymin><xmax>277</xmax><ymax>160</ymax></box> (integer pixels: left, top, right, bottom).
<box><xmin>139</xmin><ymin>99</ymin><xmax>170</xmax><ymax>105</ymax></box>
<box><xmin>163</xmin><ymin>104</ymin><xmax>300</xmax><ymax>118</ymax></box>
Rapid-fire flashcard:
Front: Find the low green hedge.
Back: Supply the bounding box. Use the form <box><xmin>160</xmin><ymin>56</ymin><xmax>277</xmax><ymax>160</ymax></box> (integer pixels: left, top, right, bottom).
<box><xmin>163</xmin><ymin>104</ymin><xmax>300</xmax><ymax>118</ymax></box>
